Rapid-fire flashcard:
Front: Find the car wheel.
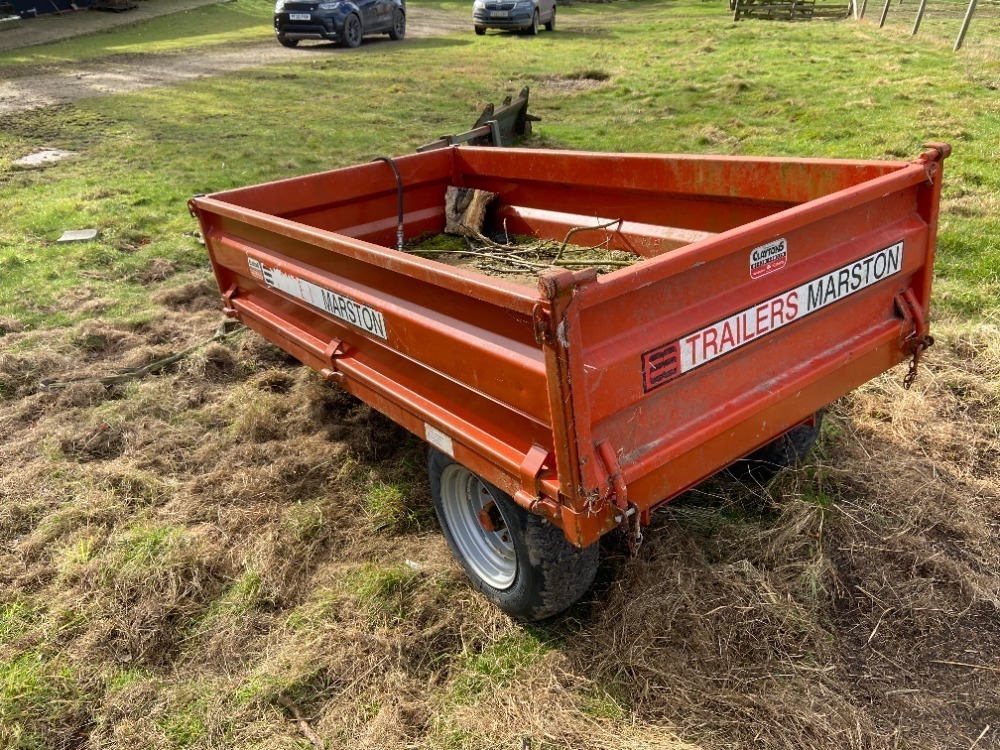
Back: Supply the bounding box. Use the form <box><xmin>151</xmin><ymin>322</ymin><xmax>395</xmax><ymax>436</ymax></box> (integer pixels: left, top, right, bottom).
<box><xmin>388</xmin><ymin>7</ymin><xmax>405</xmax><ymax>39</ymax></box>
<box><xmin>342</xmin><ymin>13</ymin><xmax>362</xmax><ymax>47</ymax></box>
<box><xmin>544</xmin><ymin>5</ymin><xmax>555</xmax><ymax>30</ymax></box>
<box><xmin>429</xmin><ymin>448</ymin><xmax>599</xmax><ymax>620</ymax></box>
<box><xmin>527</xmin><ymin>9</ymin><xmax>539</xmax><ymax>34</ymax></box>
<box><xmin>474</xmin><ymin>25</ymin><xmax>486</xmax><ymax>35</ymax></box>
<box><xmin>727</xmin><ymin>412</ymin><xmax>824</xmax><ymax>485</ymax></box>
<box><xmin>277</xmin><ymin>36</ymin><xmax>299</xmax><ymax>47</ymax></box>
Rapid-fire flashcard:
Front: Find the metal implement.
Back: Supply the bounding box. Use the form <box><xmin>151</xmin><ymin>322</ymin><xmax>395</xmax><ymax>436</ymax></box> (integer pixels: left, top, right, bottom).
<box><xmin>417</xmin><ymin>87</ymin><xmax>539</xmax><ymax>152</ymax></box>
<box><xmin>189</xmin><ymin>143</ymin><xmax>949</xmax><ymax>549</ymax></box>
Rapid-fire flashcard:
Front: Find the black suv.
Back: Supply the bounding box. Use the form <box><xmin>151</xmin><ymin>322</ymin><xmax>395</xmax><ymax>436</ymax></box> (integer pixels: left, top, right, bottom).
<box><xmin>274</xmin><ymin>0</ymin><xmax>405</xmax><ymax>47</ymax></box>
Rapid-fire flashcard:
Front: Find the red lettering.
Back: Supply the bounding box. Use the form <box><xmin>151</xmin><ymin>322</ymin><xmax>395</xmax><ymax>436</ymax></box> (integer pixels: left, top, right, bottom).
<box><xmin>770</xmin><ymin>297</ymin><xmax>785</xmax><ymax>325</ymax></box>
<box><xmin>720</xmin><ymin>320</ymin><xmax>736</xmax><ymax>350</ymax></box>
<box><xmin>702</xmin><ymin>327</ymin><xmax>719</xmax><ymax>359</ymax></box>
<box><xmin>756</xmin><ymin>303</ymin><xmax>770</xmax><ymax>335</ymax></box>
<box><xmin>786</xmin><ymin>291</ymin><xmax>799</xmax><ymax>319</ymax></box>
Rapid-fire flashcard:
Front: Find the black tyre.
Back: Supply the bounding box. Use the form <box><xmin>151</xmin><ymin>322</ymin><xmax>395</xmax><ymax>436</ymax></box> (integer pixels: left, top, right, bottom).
<box><xmin>277</xmin><ymin>36</ymin><xmax>299</xmax><ymax>47</ymax></box>
<box><xmin>728</xmin><ymin>412</ymin><xmax>824</xmax><ymax>485</ymax></box>
<box><xmin>389</xmin><ymin>7</ymin><xmax>405</xmax><ymax>39</ymax></box>
<box><xmin>544</xmin><ymin>5</ymin><xmax>555</xmax><ymax>30</ymax></box>
<box><xmin>342</xmin><ymin>13</ymin><xmax>362</xmax><ymax>47</ymax></box>
<box><xmin>429</xmin><ymin>448</ymin><xmax>599</xmax><ymax>620</ymax></box>
<box><xmin>474</xmin><ymin>25</ymin><xmax>486</xmax><ymax>35</ymax></box>
<box><xmin>527</xmin><ymin>9</ymin><xmax>539</xmax><ymax>34</ymax></box>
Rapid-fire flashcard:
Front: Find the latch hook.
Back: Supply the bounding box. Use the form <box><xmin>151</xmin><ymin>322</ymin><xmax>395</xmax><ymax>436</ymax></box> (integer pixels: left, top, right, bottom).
<box><xmin>894</xmin><ymin>288</ymin><xmax>934</xmax><ymax>390</ymax></box>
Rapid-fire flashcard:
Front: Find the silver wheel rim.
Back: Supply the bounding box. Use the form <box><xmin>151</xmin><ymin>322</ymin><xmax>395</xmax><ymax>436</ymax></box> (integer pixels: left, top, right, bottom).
<box><xmin>440</xmin><ymin>464</ymin><xmax>516</xmax><ymax>589</ymax></box>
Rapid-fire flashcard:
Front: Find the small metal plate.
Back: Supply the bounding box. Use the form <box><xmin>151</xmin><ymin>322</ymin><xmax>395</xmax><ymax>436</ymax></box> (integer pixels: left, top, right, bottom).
<box><xmin>290</xmin><ymin>13</ymin><xmax>310</xmax><ymax>19</ymax></box>
<box><xmin>490</xmin><ymin>10</ymin><xmax>508</xmax><ymax>16</ymax></box>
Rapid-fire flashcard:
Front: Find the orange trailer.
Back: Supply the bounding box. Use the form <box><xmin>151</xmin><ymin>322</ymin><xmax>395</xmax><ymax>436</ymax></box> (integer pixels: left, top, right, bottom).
<box><xmin>189</xmin><ymin>143</ymin><xmax>949</xmax><ymax>619</ymax></box>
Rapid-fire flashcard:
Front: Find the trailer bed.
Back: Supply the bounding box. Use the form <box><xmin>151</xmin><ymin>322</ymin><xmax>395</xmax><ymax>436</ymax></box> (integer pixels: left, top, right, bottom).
<box><xmin>190</xmin><ymin>144</ymin><xmax>948</xmax><ymax>548</ymax></box>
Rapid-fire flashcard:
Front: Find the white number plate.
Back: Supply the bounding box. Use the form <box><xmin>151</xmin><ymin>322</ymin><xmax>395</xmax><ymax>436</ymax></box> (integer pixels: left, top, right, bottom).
<box><xmin>490</xmin><ymin>10</ymin><xmax>508</xmax><ymax>16</ymax></box>
<box><xmin>290</xmin><ymin>13</ymin><xmax>310</xmax><ymax>20</ymax></box>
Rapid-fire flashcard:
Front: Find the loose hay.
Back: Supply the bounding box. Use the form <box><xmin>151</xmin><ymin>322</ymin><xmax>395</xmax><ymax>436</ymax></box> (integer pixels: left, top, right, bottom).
<box><xmin>0</xmin><ymin>266</ymin><xmax>997</xmax><ymax>749</ymax></box>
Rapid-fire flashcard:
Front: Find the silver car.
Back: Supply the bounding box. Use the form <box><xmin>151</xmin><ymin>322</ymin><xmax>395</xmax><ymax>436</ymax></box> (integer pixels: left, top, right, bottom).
<box><xmin>473</xmin><ymin>0</ymin><xmax>555</xmax><ymax>35</ymax></box>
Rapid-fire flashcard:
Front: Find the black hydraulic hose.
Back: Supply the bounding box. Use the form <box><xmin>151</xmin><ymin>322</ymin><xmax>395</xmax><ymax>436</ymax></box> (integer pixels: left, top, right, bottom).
<box><xmin>371</xmin><ymin>156</ymin><xmax>404</xmax><ymax>252</ymax></box>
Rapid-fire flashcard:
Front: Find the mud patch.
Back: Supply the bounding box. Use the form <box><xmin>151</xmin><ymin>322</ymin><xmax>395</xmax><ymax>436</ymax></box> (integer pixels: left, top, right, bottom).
<box><xmin>533</xmin><ymin>70</ymin><xmax>613</xmax><ymax>93</ymax></box>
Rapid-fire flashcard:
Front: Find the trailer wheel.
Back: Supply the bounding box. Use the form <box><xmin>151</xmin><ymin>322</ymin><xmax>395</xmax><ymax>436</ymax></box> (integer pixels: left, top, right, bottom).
<box><xmin>429</xmin><ymin>449</ymin><xmax>598</xmax><ymax>620</ymax></box>
<box><xmin>728</xmin><ymin>412</ymin><xmax>824</xmax><ymax>485</ymax></box>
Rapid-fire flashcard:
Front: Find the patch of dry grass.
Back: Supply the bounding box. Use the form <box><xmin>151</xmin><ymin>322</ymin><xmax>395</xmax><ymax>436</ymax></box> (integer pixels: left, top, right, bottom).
<box><xmin>1</xmin><ymin>252</ymin><xmax>997</xmax><ymax>749</ymax></box>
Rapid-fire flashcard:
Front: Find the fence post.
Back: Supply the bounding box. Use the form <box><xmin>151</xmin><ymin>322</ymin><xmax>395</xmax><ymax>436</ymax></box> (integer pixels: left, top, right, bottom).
<box><xmin>954</xmin><ymin>0</ymin><xmax>977</xmax><ymax>50</ymax></box>
<box><xmin>878</xmin><ymin>0</ymin><xmax>892</xmax><ymax>26</ymax></box>
<box><xmin>911</xmin><ymin>0</ymin><xmax>927</xmax><ymax>33</ymax></box>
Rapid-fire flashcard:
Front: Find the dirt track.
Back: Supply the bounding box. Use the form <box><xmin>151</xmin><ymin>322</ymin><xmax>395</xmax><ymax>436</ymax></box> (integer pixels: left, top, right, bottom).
<box><xmin>0</xmin><ymin>7</ymin><xmax>465</xmax><ymax>117</ymax></box>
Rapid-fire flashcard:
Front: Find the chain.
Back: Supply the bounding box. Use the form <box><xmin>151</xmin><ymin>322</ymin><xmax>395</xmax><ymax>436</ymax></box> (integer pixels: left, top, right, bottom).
<box><xmin>903</xmin><ymin>333</ymin><xmax>934</xmax><ymax>390</ymax></box>
<box><xmin>625</xmin><ymin>503</ymin><xmax>644</xmax><ymax>557</ymax></box>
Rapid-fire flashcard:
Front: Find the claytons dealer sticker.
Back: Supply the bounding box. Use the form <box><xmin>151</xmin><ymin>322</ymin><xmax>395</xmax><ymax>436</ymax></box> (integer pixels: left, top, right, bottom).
<box><xmin>750</xmin><ymin>238</ymin><xmax>787</xmax><ymax>279</ymax></box>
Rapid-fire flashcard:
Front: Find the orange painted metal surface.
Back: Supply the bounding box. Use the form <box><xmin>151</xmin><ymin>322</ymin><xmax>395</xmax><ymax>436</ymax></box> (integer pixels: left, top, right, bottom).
<box><xmin>190</xmin><ymin>144</ymin><xmax>949</xmax><ymax>547</ymax></box>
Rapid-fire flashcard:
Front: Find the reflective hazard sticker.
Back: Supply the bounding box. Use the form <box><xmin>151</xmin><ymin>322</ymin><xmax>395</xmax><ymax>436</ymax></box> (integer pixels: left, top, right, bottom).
<box><xmin>750</xmin><ymin>238</ymin><xmax>787</xmax><ymax>279</ymax></box>
<box><xmin>251</xmin><ymin>258</ymin><xmax>388</xmax><ymax>340</ymax></box>
<box><xmin>642</xmin><ymin>240</ymin><xmax>904</xmax><ymax>393</ymax></box>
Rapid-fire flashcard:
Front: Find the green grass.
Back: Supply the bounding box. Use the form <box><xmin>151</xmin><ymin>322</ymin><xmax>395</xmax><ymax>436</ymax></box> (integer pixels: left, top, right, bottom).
<box><xmin>0</xmin><ymin>0</ymin><xmax>277</xmax><ymax>69</ymax></box>
<box><xmin>343</xmin><ymin>563</ymin><xmax>420</xmax><ymax>624</ymax></box>
<box><xmin>1</xmin><ymin>0</ymin><xmax>997</xmax><ymax>333</ymax></box>
<box><xmin>0</xmin><ymin>652</ymin><xmax>88</xmax><ymax>749</ymax></box>
<box><xmin>1</xmin><ymin>2</ymin><xmax>999</xmax><ymax>746</ymax></box>
<box><xmin>448</xmin><ymin>631</ymin><xmax>550</xmax><ymax>704</ymax></box>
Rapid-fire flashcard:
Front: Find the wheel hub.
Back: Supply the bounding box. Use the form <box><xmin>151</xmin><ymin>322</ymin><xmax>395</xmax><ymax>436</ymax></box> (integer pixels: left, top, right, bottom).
<box><xmin>439</xmin><ymin>465</ymin><xmax>517</xmax><ymax>590</ymax></box>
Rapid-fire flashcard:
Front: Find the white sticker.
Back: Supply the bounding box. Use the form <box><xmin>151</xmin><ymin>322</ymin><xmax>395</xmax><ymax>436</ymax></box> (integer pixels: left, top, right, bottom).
<box><xmin>750</xmin><ymin>238</ymin><xmax>788</xmax><ymax>279</ymax></box>
<box><xmin>252</xmin><ymin>259</ymin><xmax>388</xmax><ymax>340</ymax></box>
<box><xmin>679</xmin><ymin>240</ymin><xmax>903</xmax><ymax>375</ymax></box>
<box><xmin>247</xmin><ymin>257</ymin><xmax>265</xmax><ymax>281</ymax></box>
<box><xmin>425</xmin><ymin>423</ymin><xmax>454</xmax><ymax>457</ymax></box>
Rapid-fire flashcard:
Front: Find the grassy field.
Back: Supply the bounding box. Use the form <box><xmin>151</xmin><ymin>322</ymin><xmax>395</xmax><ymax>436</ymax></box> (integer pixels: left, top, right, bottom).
<box><xmin>1</xmin><ymin>1</ymin><xmax>999</xmax><ymax>748</ymax></box>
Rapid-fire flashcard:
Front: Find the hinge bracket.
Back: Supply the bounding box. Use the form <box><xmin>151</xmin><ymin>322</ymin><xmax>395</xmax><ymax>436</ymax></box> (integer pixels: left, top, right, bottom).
<box><xmin>221</xmin><ymin>283</ymin><xmax>239</xmax><ymax>318</ymax></box>
<box><xmin>320</xmin><ymin>338</ymin><xmax>347</xmax><ymax>384</ymax></box>
<box><xmin>513</xmin><ymin>444</ymin><xmax>559</xmax><ymax>522</ymax></box>
<box><xmin>532</xmin><ymin>303</ymin><xmax>553</xmax><ymax>346</ymax></box>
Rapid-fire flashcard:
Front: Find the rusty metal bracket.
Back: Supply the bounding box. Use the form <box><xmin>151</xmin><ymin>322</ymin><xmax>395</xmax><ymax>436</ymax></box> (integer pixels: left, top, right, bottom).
<box><xmin>895</xmin><ymin>288</ymin><xmax>934</xmax><ymax>390</ymax></box>
<box><xmin>513</xmin><ymin>444</ymin><xmax>560</xmax><ymax>522</ymax></box>
<box><xmin>531</xmin><ymin>303</ymin><xmax>553</xmax><ymax>346</ymax></box>
<box><xmin>187</xmin><ymin>194</ymin><xmax>205</xmax><ymax>218</ymax></box>
<box><xmin>596</xmin><ymin>440</ymin><xmax>628</xmax><ymax>511</ymax></box>
<box><xmin>596</xmin><ymin>440</ymin><xmax>643</xmax><ymax>555</ymax></box>
<box><xmin>221</xmin><ymin>282</ymin><xmax>239</xmax><ymax>318</ymax></box>
<box><xmin>918</xmin><ymin>142</ymin><xmax>952</xmax><ymax>184</ymax></box>
<box><xmin>320</xmin><ymin>338</ymin><xmax>347</xmax><ymax>384</ymax></box>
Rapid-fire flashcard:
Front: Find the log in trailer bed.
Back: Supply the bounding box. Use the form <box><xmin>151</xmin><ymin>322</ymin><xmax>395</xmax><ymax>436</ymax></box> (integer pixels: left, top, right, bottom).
<box><xmin>189</xmin><ymin>143</ymin><xmax>950</xmax><ymax>620</ymax></box>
